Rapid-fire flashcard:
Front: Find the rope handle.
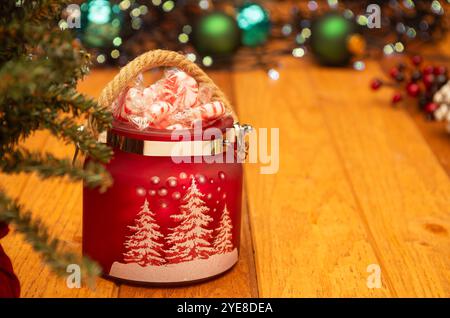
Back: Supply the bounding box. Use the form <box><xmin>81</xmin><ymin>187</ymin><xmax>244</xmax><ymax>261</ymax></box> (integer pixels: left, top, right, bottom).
<box><xmin>98</xmin><ymin>49</ymin><xmax>232</xmax><ymax>110</ymax></box>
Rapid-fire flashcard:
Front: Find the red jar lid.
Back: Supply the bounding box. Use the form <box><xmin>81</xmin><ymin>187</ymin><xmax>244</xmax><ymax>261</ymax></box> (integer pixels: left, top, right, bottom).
<box><xmin>111</xmin><ymin>115</ymin><xmax>235</xmax><ymax>142</ymax></box>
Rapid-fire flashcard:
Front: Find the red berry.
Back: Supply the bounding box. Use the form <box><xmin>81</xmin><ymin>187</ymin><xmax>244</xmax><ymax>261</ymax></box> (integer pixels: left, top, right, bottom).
<box><xmin>411</xmin><ymin>70</ymin><xmax>422</xmax><ymax>82</ymax></box>
<box><xmin>411</xmin><ymin>55</ymin><xmax>422</xmax><ymax>66</ymax></box>
<box><xmin>433</xmin><ymin>66</ymin><xmax>447</xmax><ymax>75</ymax></box>
<box><xmin>423</xmin><ymin>66</ymin><xmax>434</xmax><ymax>75</ymax></box>
<box><xmin>392</xmin><ymin>92</ymin><xmax>403</xmax><ymax>104</ymax></box>
<box><xmin>406</xmin><ymin>82</ymin><xmax>420</xmax><ymax>97</ymax></box>
<box><xmin>423</xmin><ymin>73</ymin><xmax>435</xmax><ymax>88</ymax></box>
<box><xmin>389</xmin><ymin>67</ymin><xmax>400</xmax><ymax>79</ymax></box>
<box><xmin>424</xmin><ymin>102</ymin><xmax>438</xmax><ymax>114</ymax></box>
<box><xmin>395</xmin><ymin>73</ymin><xmax>405</xmax><ymax>82</ymax></box>
<box><xmin>370</xmin><ymin>79</ymin><xmax>382</xmax><ymax>90</ymax></box>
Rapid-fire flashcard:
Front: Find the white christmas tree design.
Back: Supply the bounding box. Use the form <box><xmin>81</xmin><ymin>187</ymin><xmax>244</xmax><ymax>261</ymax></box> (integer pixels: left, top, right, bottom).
<box><xmin>165</xmin><ymin>176</ymin><xmax>214</xmax><ymax>263</ymax></box>
<box><xmin>213</xmin><ymin>204</ymin><xmax>234</xmax><ymax>254</ymax></box>
<box><xmin>123</xmin><ymin>198</ymin><xmax>165</xmax><ymax>266</ymax></box>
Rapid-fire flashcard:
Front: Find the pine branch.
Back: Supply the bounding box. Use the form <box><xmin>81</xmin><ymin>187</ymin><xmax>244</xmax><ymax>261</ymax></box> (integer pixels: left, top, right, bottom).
<box><xmin>0</xmin><ymin>0</ymin><xmax>113</xmax><ymax>284</ymax></box>
<box><xmin>43</xmin><ymin>117</ymin><xmax>112</xmax><ymax>163</ymax></box>
<box><xmin>44</xmin><ymin>86</ymin><xmax>112</xmax><ymax>132</ymax></box>
<box><xmin>0</xmin><ymin>94</ymin><xmax>112</xmax><ymax>151</ymax></box>
<box><xmin>0</xmin><ymin>0</ymin><xmax>71</xmax><ymax>25</ymax></box>
<box><xmin>1</xmin><ymin>148</ymin><xmax>112</xmax><ymax>192</ymax></box>
<box><xmin>24</xmin><ymin>0</ymin><xmax>70</xmax><ymax>24</ymax></box>
<box><xmin>0</xmin><ymin>40</ymin><xmax>90</xmax><ymax>93</ymax></box>
<box><xmin>0</xmin><ymin>191</ymin><xmax>101</xmax><ymax>284</ymax></box>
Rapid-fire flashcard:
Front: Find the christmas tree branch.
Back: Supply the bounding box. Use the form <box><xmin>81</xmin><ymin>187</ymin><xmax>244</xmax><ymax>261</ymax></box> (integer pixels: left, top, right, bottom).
<box><xmin>0</xmin><ymin>47</ymin><xmax>90</xmax><ymax>96</ymax></box>
<box><xmin>43</xmin><ymin>117</ymin><xmax>112</xmax><ymax>163</ymax></box>
<box><xmin>0</xmin><ymin>0</ymin><xmax>70</xmax><ymax>25</ymax></box>
<box><xmin>45</xmin><ymin>86</ymin><xmax>112</xmax><ymax>131</ymax></box>
<box><xmin>0</xmin><ymin>0</ymin><xmax>114</xmax><ymax>283</ymax></box>
<box><xmin>1</xmin><ymin>148</ymin><xmax>112</xmax><ymax>192</ymax></box>
<box><xmin>0</xmin><ymin>191</ymin><xmax>101</xmax><ymax>284</ymax></box>
<box><xmin>0</xmin><ymin>88</ymin><xmax>111</xmax><ymax>148</ymax></box>
<box><xmin>25</xmin><ymin>0</ymin><xmax>69</xmax><ymax>24</ymax></box>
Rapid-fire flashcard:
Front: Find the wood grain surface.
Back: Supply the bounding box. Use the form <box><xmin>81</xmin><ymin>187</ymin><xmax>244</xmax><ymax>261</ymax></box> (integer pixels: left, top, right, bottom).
<box><xmin>1</xmin><ymin>54</ymin><xmax>449</xmax><ymax>297</ymax></box>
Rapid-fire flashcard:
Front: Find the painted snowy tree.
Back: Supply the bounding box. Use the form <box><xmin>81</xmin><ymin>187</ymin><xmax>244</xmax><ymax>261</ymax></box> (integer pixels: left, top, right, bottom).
<box><xmin>166</xmin><ymin>176</ymin><xmax>214</xmax><ymax>263</ymax></box>
<box><xmin>213</xmin><ymin>204</ymin><xmax>234</xmax><ymax>254</ymax></box>
<box><xmin>123</xmin><ymin>198</ymin><xmax>165</xmax><ymax>266</ymax></box>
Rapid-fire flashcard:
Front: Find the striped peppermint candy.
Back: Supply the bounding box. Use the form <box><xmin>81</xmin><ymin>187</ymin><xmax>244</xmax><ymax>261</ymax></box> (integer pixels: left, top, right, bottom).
<box><xmin>128</xmin><ymin>114</ymin><xmax>151</xmax><ymax>130</ymax></box>
<box><xmin>111</xmin><ymin>88</ymin><xmax>128</xmax><ymax>120</ymax></box>
<box><xmin>145</xmin><ymin>101</ymin><xmax>173</xmax><ymax>123</ymax></box>
<box><xmin>198</xmin><ymin>101</ymin><xmax>226</xmax><ymax>120</ymax></box>
<box><xmin>123</xmin><ymin>88</ymin><xmax>145</xmax><ymax>116</ymax></box>
<box><xmin>160</xmin><ymin>71</ymin><xmax>199</xmax><ymax>108</ymax></box>
<box><xmin>142</xmin><ymin>86</ymin><xmax>157</xmax><ymax>106</ymax></box>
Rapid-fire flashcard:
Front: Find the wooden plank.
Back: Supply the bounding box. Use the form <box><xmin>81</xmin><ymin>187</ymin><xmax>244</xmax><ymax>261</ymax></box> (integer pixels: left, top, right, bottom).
<box><xmin>0</xmin><ymin>131</ymin><xmax>51</xmax><ymax>196</ymax></box>
<box><xmin>311</xmin><ymin>61</ymin><xmax>450</xmax><ymax>297</ymax></box>
<box><xmin>118</xmin><ymin>71</ymin><xmax>259</xmax><ymax>297</ymax></box>
<box><xmin>232</xmin><ymin>59</ymin><xmax>392</xmax><ymax>297</ymax></box>
<box><xmin>406</xmin><ymin>109</ymin><xmax>450</xmax><ymax>176</ymax></box>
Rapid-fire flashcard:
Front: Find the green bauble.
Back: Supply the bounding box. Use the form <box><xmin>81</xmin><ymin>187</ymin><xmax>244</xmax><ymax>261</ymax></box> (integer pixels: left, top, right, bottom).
<box><xmin>79</xmin><ymin>0</ymin><xmax>123</xmax><ymax>49</ymax></box>
<box><xmin>236</xmin><ymin>2</ymin><xmax>271</xmax><ymax>47</ymax></box>
<box><xmin>193</xmin><ymin>12</ymin><xmax>240</xmax><ymax>56</ymax></box>
<box><xmin>310</xmin><ymin>13</ymin><xmax>357</xmax><ymax>66</ymax></box>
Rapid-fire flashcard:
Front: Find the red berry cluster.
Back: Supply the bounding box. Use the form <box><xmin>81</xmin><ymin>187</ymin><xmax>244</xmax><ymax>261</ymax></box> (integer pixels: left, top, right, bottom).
<box><xmin>370</xmin><ymin>55</ymin><xmax>448</xmax><ymax>119</ymax></box>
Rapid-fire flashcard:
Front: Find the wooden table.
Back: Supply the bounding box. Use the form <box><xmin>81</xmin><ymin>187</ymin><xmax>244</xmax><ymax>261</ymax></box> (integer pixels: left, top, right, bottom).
<box><xmin>1</xmin><ymin>50</ymin><xmax>449</xmax><ymax>297</ymax></box>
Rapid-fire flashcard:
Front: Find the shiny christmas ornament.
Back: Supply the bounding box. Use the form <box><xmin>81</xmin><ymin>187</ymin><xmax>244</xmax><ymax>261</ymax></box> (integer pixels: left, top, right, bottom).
<box><xmin>236</xmin><ymin>2</ymin><xmax>271</xmax><ymax>47</ymax></box>
<box><xmin>310</xmin><ymin>13</ymin><xmax>360</xmax><ymax>66</ymax></box>
<box><xmin>79</xmin><ymin>0</ymin><xmax>123</xmax><ymax>49</ymax></box>
<box><xmin>193</xmin><ymin>12</ymin><xmax>240</xmax><ymax>56</ymax></box>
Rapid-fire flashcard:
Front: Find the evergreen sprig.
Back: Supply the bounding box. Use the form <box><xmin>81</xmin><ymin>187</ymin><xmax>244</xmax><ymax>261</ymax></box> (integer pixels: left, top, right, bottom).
<box><xmin>0</xmin><ymin>192</ymin><xmax>101</xmax><ymax>284</ymax></box>
<box><xmin>0</xmin><ymin>0</ymin><xmax>113</xmax><ymax>283</ymax></box>
<box><xmin>1</xmin><ymin>149</ymin><xmax>113</xmax><ymax>192</ymax></box>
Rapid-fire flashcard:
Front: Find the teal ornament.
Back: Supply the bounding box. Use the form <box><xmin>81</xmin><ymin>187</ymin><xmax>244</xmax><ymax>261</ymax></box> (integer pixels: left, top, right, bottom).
<box><xmin>236</xmin><ymin>2</ymin><xmax>271</xmax><ymax>47</ymax></box>
<box><xmin>79</xmin><ymin>0</ymin><xmax>123</xmax><ymax>49</ymax></box>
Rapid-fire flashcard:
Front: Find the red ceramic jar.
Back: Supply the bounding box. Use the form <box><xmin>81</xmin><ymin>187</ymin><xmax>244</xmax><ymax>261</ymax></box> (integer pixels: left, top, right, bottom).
<box><xmin>83</xmin><ymin>115</ymin><xmax>247</xmax><ymax>284</ymax></box>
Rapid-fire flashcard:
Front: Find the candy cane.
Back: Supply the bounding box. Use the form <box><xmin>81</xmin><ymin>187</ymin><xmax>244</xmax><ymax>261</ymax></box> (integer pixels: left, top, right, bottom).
<box><xmin>162</xmin><ymin>71</ymin><xmax>199</xmax><ymax>108</ymax></box>
<box><xmin>199</xmin><ymin>101</ymin><xmax>226</xmax><ymax>120</ymax></box>
<box><xmin>145</xmin><ymin>101</ymin><xmax>173</xmax><ymax>123</ymax></box>
<box><xmin>123</xmin><ymin>87</ymin><xmax>144</xmax><ymax>115</ymax></box>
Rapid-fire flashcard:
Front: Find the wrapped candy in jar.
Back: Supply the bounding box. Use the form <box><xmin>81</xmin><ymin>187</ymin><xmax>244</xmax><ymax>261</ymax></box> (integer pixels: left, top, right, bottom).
<box><xmin>83</xmin><ymin>50</ymin><xmax>252</xmax><ymax>285</ymax></box>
